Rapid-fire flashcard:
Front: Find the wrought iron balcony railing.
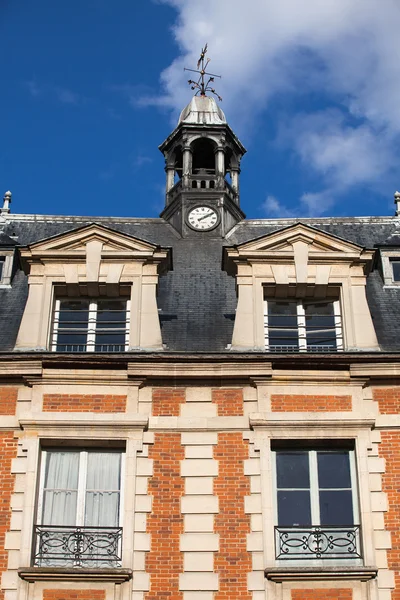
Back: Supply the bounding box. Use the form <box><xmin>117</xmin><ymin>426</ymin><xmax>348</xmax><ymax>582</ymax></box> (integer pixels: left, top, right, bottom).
<box><xmin>275</xmin><ymin>525</ymin><xmax>362</xmax><ymax>560</ymax></box>
<box><xmin>33</xmin><ymin>525</ymin><xmax>123</xmax><ymax>568</ymax></box>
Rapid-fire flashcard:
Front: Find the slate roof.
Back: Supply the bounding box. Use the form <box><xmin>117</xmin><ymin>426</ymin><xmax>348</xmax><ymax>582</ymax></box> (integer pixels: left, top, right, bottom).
<box><xmin>1</xmin><ymin>213</ymin><xmax>400</xmax><ymax>352</ymax></box>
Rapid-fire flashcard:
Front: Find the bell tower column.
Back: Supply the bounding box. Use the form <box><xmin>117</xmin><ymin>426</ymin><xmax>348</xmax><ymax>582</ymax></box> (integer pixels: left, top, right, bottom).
<box><xmin>166</xmin><ymin>163</ymin><xmax>175</xmax><ymax>193</ymax></box>
<box><xmin>216</xmin><ymin>146</ymin><xmax>225</xmax><ymax>188</ymax></box>
<box><xmin>182</xmin><ymin>145</ymin><xmax>192</xmax><ymax>189</ymax></box>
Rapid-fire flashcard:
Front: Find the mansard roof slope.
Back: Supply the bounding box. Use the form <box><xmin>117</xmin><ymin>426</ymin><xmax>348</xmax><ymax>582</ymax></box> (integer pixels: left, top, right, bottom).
<box><xmin>0</xmin><ymin>213</ymin><xmax>400</xmax><ymax>353</ymax></box>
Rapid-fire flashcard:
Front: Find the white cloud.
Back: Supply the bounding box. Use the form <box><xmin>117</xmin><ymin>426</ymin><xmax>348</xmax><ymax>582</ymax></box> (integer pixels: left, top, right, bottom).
<box><xmin>262</xmin><ymin>195</ymin><xmax>295</xmax><ymax>218</ymax></box>
<box><xmin>152</xmin><ymin>0</ymin><xmax>400</xmax><ymax>208</ymax></box>
<box><xmin>25</xmin><ymin>80</ymin><xmax>81</xmax><ymax>105</ymax></box>
<box><xmin>262</xmin><ymin>190</ymin><xmax>334</xmax><ymax>218</ymax></box>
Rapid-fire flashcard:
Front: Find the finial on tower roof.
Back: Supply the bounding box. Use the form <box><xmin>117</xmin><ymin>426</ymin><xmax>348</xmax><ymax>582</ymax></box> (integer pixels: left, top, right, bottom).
<box><xmin>184</xmin><ymin>44</ymin><xmax>223</xmax><ymax>102</ymax></box>
<box><xmin>394</xmin><ymin>191</ymin><xmax>400</xmax><ymax>216</ymax></box>
<box><xmin>1</xmin><ymin>191</ymin><xmax>11</xmax><ymax>215</ymax></box>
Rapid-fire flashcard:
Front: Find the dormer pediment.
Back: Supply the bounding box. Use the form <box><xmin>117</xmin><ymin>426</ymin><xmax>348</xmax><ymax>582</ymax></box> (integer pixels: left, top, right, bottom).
<box><xmin>20</xmin><ymin>223</ymin><xmax>172</xmax><ymax>274</ymax></box>
<box><xmin>224</xmin><ymin>223</ymin><xmax>375</xmax><ymax>275</ymax></box>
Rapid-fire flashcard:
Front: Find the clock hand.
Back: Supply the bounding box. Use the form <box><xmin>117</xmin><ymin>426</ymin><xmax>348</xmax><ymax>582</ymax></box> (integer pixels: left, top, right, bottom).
<box><xmin>197</xmin><ymin>211</ymin><xmax>214</xmax><ymax>221</ymax></box>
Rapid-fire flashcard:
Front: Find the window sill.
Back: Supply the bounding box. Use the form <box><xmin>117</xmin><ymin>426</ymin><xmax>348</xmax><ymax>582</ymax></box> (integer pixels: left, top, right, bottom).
<box><xmin>18</xmin><ymin>567</ymin><xmax>132</xmax><ymax>583</ymax></box>
<box><xmin>265</xmin><ymin>566</ymin><xmax>377</xmax><ymax>582</ymax></box>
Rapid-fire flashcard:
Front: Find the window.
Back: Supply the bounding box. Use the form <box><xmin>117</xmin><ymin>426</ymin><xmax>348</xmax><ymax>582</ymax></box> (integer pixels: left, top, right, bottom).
<box><xmin>51</xmin><ymin>298</ymin><xmax>130</xmax><ymax>352</ymax></box>
<box><xmin>392</xmin><ymin>260</ymin><xmax>400</xmax><ymax>282</ymax></box>
<box><xmin>264</xmin><ymin>299</ymin><xmax>343</xmax><ymax>352</ymax></box>
<box><xmin>273</xmin><ymin>446</ymin><xmax>361</xmax><ymax>560</ymax></box>
<box><xmin>34</xmin><ymin>449</ymin><xmax>123</xmax><ymax>567</ymax></box>
<box><xmin>0</xmin><ymin>253</ymin><xmax>13</xmax><ymax>286</ymax></box>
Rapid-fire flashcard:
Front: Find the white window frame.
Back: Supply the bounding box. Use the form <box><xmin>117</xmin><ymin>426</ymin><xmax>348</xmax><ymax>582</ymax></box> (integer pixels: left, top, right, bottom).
<box><xmin>51</xmin><ymin>297</ymin><xmax>131</xmax><ymax>352</ymax></box>
<box><xmin>36</xmin><ymin>449</ymin><xmax>125</xmax><ymax>528</ymax></box>
<box><xmin>0</xmin><ymin>252</ymin><xmax>14</xmax><ymax>287</ymax></box>
<box><xmin>272</xmin><ymin>448</ymin><xmax>359</xmax><ymax>528</ymax></box>
<box><xmin>263</xmin><ymin>298</ymin><xmax>343</xmax><ymax>352</ymax></box>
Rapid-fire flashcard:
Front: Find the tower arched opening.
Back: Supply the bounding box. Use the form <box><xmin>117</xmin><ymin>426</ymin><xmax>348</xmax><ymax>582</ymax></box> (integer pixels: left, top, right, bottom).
<box><xmin>191</xmin><ymin>138</ymin><xmax>216</xmax><ymax>175</ymax></box>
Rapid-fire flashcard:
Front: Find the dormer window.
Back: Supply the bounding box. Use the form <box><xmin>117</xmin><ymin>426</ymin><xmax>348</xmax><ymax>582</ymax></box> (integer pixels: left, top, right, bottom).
<box><xmin>264</xmin><ymin>298</ymin><xmax>343</xmax><ymax>353</ymax></box>
<box><xmin>391</xmin><ymin>260</ymin><xmax>400</xmax><ymax>282</ymax></box>
<box><xmin>223</xmin><ymin>223</ymin><xmax>379</xmax><ymax>352</ymax></box>
<box><xmin>51</xmin><ymin>297</ymin><xmax>130</xmax><ymax>352</ymax></box>
<box><xmin>0</xmin><ymin>252</ymin><xmax>14</xmax><ymax>286</ymax></box>
<box><xmin>15</xmin><ymin>223</ymin><xmax>171</xmax><ymax>352</ymax></box>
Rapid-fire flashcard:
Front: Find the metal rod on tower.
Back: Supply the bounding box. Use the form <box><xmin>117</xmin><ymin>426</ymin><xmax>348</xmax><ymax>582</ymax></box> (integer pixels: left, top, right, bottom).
<box><xmin>184</xmin><ymin>44</ymin><xmax>222</xmax><ymax>101</ymax></box>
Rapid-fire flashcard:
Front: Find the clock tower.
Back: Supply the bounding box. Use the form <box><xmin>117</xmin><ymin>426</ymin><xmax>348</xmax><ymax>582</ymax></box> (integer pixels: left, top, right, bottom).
<box><xmin>159</xmin><ymin>48</ymin><xmax>246</xmax><ymax>237</ymax></box>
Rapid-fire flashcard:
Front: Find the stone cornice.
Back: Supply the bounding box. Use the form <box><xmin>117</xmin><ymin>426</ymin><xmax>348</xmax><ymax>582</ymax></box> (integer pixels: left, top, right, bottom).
<box><xmin>19</xmin><ymin>415</ymin><xmax>148</xmax><ymax>431</ymax></box>
<box><xmin>0</xmin><ymin>353</ymin><xmax>400</xmax><ymax>384</ymax></box>
<box><xmin>265</xmin><ymin>566</ymin><xmax>377</xmax><ymax>582</ymax></box>
<box><xmin>250</xmin><ymin>413</ymin><xmax>376</xmax><ymax>430</ymax></box>
<box><xmin>18</xmin><ymin>567</ymin><xmax>132</xmax><ymax>583</ymax></box>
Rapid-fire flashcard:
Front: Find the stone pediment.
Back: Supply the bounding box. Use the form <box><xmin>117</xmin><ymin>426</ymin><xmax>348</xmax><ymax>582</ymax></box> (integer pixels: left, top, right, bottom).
<box><xmin>21</xmin><ymin>223</ymin><xmax>166</xmax><ymax>259</ymax></box>
<box><xmin>19</xmin><ymin>222</ymin><xmax>172</xmax><ymax>282</ymax></box>
<box><xmin>224</xmin><ymin>223</ymin><xmax>375</xmax><ymax>276</ymax></box>
<box><xmin>230</xmin><ymin>223</ymin><xmax>365</xmax><ymax>256</ymax></box>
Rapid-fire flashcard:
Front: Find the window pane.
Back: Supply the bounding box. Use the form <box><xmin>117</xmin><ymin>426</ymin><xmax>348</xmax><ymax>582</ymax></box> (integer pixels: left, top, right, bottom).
<box><xmin>392</xmin><ymin>261</ymin><xmax>400</xmax><ymax>281</ymax></box>
<box><xmin>268</xmin><ymin>301</ymin><xmax>299</xmax><ymax>348</ymax></box>
<box><xmin>95</xmin><ymin>331</ymin><xmax>125</xmax><ymax>352</ymax></box>
<box><xmin>317</xmin><ymin>451</ymin><xmax>351</xmax><ymax>489</ymax></box>
<box><xmin>85</xmin><ymin>452</ymin><xmax>121</xmax><ymax>527</ymax></box>
<box><xmin>305</xmin><ymin>302</ymin><xmax>336</xmax><ymax>348</ymax></box>
<box><xmin>42</xmin><ymin>452</ymin><xmax>80</xmax><ymax>526</ymax></box>
<box><xmin>58</xmin><ymin>300</ymin><xmax>90</xmax><ymax>329</ymax></box>
<box><xmin>86</xmin><ymin>452</ymin><xmax>121</xmax><ymax>490</ymax></box>
<box><xmin>276</xmin><ymin>451</ymin><xmax>310</xmax><ymax>488</ymax></box>
<box><xmin>56</xmin><ymin>300</ymin><xmax>90</xmax><ymax>351</ymax></box>
<box><xmin>319</xmin><ymin>490</ymin><xmax>354</xmax><ymax>525</ymax></box>
<box><xmin>95</xmin><ymin>300</ymin><xmax>127</xmax><ymax>351</ymax></box>
<box><xmin>96</xmin><ymin>300</ymin><xmax>126</xmax><ymax>327</ymax></box>
<box><xmin>0</xmin><ymin>258</ymin><xmax>4</xmax><ymax>280</ymax></box>
<box><xmin>277</xmin><ymin>490</ymin><xmax>311</xmax><ymax>526</ymax></box>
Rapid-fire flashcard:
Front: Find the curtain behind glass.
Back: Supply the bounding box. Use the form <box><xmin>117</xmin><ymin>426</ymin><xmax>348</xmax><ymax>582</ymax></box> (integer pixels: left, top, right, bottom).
<box><xmin>85</xmin><ymin>452</ymin><xmax>121</xmax><ymax>527</ymax></box>
<box><xmin>42</xmin><ymin>452</ymin><xmax>79</xmax><ymax>526</ymax></box>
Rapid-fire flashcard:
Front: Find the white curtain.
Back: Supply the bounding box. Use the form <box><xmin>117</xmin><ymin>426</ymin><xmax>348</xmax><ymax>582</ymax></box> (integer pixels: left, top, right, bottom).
<box><xmin>42</xmin><ymin>452</ymin><xmax>79</xmax><ymax>526</ymax></box>
<box><xmin>85</xmin><ymin>452</ymin><xmax>121</xmax><ymax>527</ymax></box>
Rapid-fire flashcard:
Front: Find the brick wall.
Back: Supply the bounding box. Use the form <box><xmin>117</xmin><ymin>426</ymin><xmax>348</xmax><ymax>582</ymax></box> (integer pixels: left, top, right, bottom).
<box><xmin>271</xmin><ymin>394</ymin><xmax>352</xmax><ymax>412</ymax></box>
<box><xmin>0</xmin><ymin>432</ymin><xmax>18</xmax><ymax>600</ymax></box>
<box><xmin>145</xmin><ymin>433</ymin><xmax>185</xmax><ymax>600</ymax></box>
<box><xmin>373</xmin><ymin>388</ymin><xmax>400</xmax><ymax>414</ymax></box>
<box><xmin>212</xmin><ymin>389</ymin><xmax>244</xmax><ymax>416</ymax></box>
<box><xmin>292</xmin><ymin>590</ymin><xmax>352</xmax><ymax>600</ymax></box>
<box><xmin>0</xmin><ymin>387</ymin><xmax>18</xmax><ymax>415</ymax></box>
<box><xmin>380</xmin><ymin>431</ymin><xmax>400</xmax><ymax>599</ymax></box>
<box><xmin>43</xmin><ymin>394</ymin><xmax>126</xmax><ymax>412</ymax></box>
<box><xmin>214</xmin><ymin>432</ymin><xmax>251</xmax><ymax>600</ymax></box>
<box><xmin>152</xmin><ymin>388</ymin><xmax>186</xmax><ymax>416</ymax></box>
<box><xmin>43</xmin><ymin>591</ymin><xmax>105</xmax><ymax>600</ymax></box>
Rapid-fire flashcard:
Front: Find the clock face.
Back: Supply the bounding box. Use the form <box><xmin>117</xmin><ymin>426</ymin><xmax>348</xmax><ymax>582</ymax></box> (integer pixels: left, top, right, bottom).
<box><xmin>187</xmin><ymin>206</ymin><xmax>219</xmax><ymax>231</ymax></box>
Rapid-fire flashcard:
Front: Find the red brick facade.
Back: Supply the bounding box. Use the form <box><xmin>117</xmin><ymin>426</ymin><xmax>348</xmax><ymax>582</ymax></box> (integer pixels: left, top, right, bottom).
<box><xmin>43</xmin><ymin>591</ymin><xmax>105</xmax><ymax>600</ymax></box>
<box><xmin>373</xmin><ymin>388</ymin><xmax>400</xmax><ymax>414</ymax></box>
<box><xmin>145</xmin><ymin>433</ymin><xmax>185</xmax><ymax>600</ymax></box>
<box><xmin>291</xmin><ymin>590</ymin><xmax>352</xmax><ymax>600</ymax></box>
<box><xmin>152</xmin><ymin>388</ymin><xmax>186</xmax><ymax>416</ymax></box>
<box><xmin>271</xmin><ymin>394</ymin><xmax>352</xmax><ymax>412</ymax></box>
<box><xmin>42</xmin><ymin>394</ymin><xmax>126</xmax><ymax>412</ymax></box>
<box><xmin>214</xmin><ymin>432</ymin><xmax>252</xmax><ymax>600</ymax></box>
<box><xmin>0</xmin><ymin>432</ymin><xmax>18</xmax><ymax>600</ymax></box>
<box><xmin>212</xmin><ymin>389</ymin><xmax>244</xmax><ymax>416</ymax></box>
<box><xmin>380</xmin><ymin>431</ymin><xmax>400</xmax><ymax>599</ymax></box>
<box><xmin>0</xmin><ymin>387</ymin><xmax>18</xmax><ymax>415</ymax></box>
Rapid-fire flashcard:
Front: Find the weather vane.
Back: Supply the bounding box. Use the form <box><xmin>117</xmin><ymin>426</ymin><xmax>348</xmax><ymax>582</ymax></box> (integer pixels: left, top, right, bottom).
<box><xmin>184</xmin><ymin>44</ymin><xmax>222</xmax><ymax>102</ymax></box>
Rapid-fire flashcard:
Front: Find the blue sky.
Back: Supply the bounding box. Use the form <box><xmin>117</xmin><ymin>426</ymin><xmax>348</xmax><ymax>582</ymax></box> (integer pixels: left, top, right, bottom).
<box><xmin>1</xmin><ymin>0</ymin><xmax>400</xmax><ymax>219</ymax></box>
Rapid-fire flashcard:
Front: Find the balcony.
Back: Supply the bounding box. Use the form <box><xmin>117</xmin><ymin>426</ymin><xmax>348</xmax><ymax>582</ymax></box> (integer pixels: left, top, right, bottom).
<box><xmin>33</xmin><ymin>525</ymin><xmax>123</xmax><ymax>568</ymax></box>
<box><xmin>275</xmin><ymin>525</ymin><xmax>362</xmax><ymax>560</ymax></box>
